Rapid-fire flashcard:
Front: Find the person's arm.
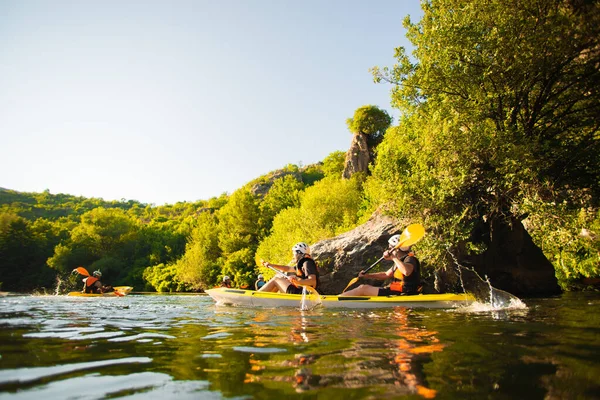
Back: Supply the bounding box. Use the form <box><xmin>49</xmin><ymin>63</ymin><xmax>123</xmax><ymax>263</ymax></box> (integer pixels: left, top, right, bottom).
<box><xmin>261</xmin><ymin>260</ymin><xmax>294</xmax><ymax>273</ymax></box>
<box><xmin>289</xmin><ymin>274</ymin><xmax>316</xmax><ymax>287</ymax></box>
<box><xmin>385</xmin><ymin>249</ymin><xmax>415</xmax><ymax>276</ymax></box>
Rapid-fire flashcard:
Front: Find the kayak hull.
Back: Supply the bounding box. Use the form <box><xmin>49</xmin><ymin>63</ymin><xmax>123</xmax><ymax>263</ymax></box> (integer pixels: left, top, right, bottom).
<box><xmin>206</xmin><ymin>288</ymin><xmax>475</xmax><ymax>309</ymax></box>
<box><xmin>67</xmin><ymin>286</ymin><xmax>133</xmax><ymax>297</ymax></box>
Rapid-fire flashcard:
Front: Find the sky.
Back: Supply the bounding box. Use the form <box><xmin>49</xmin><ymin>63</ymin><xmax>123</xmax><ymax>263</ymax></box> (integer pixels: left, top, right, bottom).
<box><xmin>0</xmin><ymin>0</ymin><xmax>423</xmax><ymax>205</ymax></box>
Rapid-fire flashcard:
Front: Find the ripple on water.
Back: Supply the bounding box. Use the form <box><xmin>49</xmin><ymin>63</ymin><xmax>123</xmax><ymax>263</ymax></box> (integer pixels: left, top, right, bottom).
<box><xmin>0</xmin><ymin>372</ymin><xmax>217</xmax><ymax>400</ymax></box>
<box><xmin>233</xmin><ymin>346</ymin><xmax>287</xmax><ymax>354</ymax></box>
<box><xmin>0</xmin><ymin>357</ymin><xmax>152</xmax><ymax>385</ymax></box>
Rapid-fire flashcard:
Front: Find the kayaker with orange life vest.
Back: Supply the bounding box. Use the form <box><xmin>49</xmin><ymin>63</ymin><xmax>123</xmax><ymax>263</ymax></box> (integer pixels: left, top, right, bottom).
<box><xmin>82</xmin><ymin>270</ymin><xmax>113</xmax><ymax>294</ymax></box>
<box><xmin>259</xmin><ymin>242</ymin><xmax>319</xmax><ymax>294</ymax></box>
<box><xmin>339</xmin><ymin>234</ymin><xmax>421</xmax><ymax>297</ymax></box>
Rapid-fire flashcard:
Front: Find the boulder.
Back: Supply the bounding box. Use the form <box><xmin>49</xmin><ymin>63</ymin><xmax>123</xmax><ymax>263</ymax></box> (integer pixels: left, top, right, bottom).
<box><xmin>310</xmin><ymin>212</ymin><xmax>562</xmax><ymax>297</ymax></box>
<box><xmin>311</xmin><ymin>212</ymin><xmax>404</xmax><ymax>294</ymax></box>
<box><xmin>342</xmin><ymin>133</ymin><xmax>370</xmax><ymax>179</ymax></box>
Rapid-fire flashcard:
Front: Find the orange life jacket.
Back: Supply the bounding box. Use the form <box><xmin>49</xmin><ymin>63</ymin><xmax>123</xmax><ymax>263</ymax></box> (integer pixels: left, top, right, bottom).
<box><xmin>84</xmin><ymin>276</ymin><xmax>99</xmax><ymax>287</ymax></box>
<box><xmin>389</xmin><ymin>253</ymin><xmax>420</xmax><ymax>293</ymax></box>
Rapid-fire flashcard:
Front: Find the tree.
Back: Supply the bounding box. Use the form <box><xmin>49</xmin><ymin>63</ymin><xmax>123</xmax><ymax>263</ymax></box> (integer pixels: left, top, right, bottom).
<box><xmin>175</xmin><ymin>211</ymin><xmax>222</xmax><ymax>290</ymax></box>
<box><xmin>346</xmin><ymin>105</ymin><xmax>393</xmax><ymax>149</ymax></box>
<box><xmin>369</xmin><ymin>0</ymin><xmax>600</xmax><ymax>289</ymax></box>
<box><xmin>217</xmin><ymin>189</ymin><xmax>261</xmax><ymax>256</ymax></box>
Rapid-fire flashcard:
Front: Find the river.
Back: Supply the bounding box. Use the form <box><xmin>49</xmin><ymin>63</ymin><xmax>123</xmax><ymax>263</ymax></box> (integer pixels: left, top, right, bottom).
<box><xmin>0</xmin><ymin>292</ymin><xmax>599</xmax><ymax>399</ymax></box>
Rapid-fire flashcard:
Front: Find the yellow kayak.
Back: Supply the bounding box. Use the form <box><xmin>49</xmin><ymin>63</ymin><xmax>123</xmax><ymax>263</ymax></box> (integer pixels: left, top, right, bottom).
<box><xmin>67</xmin><ymin>286</ymin><xmax>133</xmax><ymax>297</ymax></box>
<box><xmin>206</xmin><ymin>288</ymin><xmax>475</xmax><ymax>309</ymax></box>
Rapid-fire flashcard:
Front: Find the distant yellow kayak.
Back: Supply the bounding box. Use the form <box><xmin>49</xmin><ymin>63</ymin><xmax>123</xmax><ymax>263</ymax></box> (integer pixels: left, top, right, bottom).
<box><xmin>67</xmin><ymin>286</ymin><xmax>133</xmax><ymax>297</ymax></box>
<box><xmin>206</xmin><ymin>288</ymin><xmax>475</xmax><ymax>309</ymax></box>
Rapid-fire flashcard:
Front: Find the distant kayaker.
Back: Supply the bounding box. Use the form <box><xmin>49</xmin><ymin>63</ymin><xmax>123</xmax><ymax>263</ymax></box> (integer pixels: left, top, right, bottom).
<box><xmin>339</xmin><ymin>234</ymin><xmax>421</xmax><ymax>297</ymax></box>
<box><xmin>82</xmin><ymin>270</ymin><xmax>113</xmax><ymax>294</ymax></box>
<box><xmin>259</xmin><ymin>242</ymin><xmax>319</xmax><ymax>294</ymax></box>
<box><xmin>221</xmin><ymin>276</ymin><xmax>232</xmax><ymax>288</ymax></box>
<box><xmin>255</xmin><ymin>274</ymin><xmax>265</xmax><ymax>290</ymax></box>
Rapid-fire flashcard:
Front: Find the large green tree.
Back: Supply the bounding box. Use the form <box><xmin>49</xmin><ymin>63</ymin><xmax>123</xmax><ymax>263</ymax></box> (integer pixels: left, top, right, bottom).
<box><xmin>369</xmin><ymin>0</ymin><xmax>600</xmax><ymax>286</ymax></box>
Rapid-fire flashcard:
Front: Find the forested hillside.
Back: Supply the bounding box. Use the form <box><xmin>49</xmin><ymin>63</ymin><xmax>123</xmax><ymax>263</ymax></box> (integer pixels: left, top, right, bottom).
<box><xmin>1</xmin><ymin>0</ymin><xmax>598</xmax><ymax>294</ymax></box>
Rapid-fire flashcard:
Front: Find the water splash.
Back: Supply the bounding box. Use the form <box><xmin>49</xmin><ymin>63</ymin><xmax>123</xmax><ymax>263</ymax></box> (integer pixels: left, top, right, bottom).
<box><xmin>54</xmin><ymin>276</ymin><xmax>63</xmax><ymax>296</ymax></box>
<box><xmin>446</xmin><ymin>246</ymin><xmax>527</xmax><ymax>311</ymax></box>
<box><xmin>300</xmin><ymin>287</ymin><xmax>321</xmax><ymax>311</ymax></box>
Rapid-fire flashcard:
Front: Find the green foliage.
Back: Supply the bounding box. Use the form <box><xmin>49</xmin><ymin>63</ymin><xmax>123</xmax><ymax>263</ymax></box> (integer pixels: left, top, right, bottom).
<box><xmin>368</xmin><ymin>0</ymin><xmax>600</xmax><ymax>284</ymax></box>
<box><xmin>143</xmin><ymin>263</ymin><xmax>188</xmax><ymax>292</ymax></box>
<box><xmin>346</xmin><ymin>105</ymin><xmax>392</xmax><ymax>148</ymax></box>
<box><xmin>221</xmin><ymin>248</ymin><xmax>255</xmax><ymax>288</ymax></box>
<box><xmin>175</xmin><ymin>211</ymin><xmax>222</xmax><ymax>290</ymax></box>
<box><xmin>256</xmin><ymin>175</ymin><xmax>364</xmax><ymax>275</ymax></box>
<box><xmin>522</xmin><ymin>191</ymin><xmax>600</xmax><ymax>288</ymax></box>
<box><xmin>321</xmin><ymin>151</ymin><xmax>346</xmax><ymax>179</ymax></box>
<box><xmin>258</xmin><ymin>175</ymin><xmax>304</xmax><ymax>237</ymax></box>
<box><xmin>217</xmin><ymin>189</ymin><xmax>261</xmax><ymax>256</ymax></box>
<box><xmin>300</xmin><ymin>164</ymin><xmax>325</xmax><ymax>187</ymax></box>
<box><xmin>0</xmin><ymin>213</ymin><xmax>56</xmax><ymax>291</ymax></box>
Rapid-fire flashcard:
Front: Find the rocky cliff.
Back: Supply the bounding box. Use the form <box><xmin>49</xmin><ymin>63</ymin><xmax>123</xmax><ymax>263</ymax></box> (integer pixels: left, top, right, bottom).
<box><xmin>311</xmin><ymin>212</ymin><xmax>561</xmax><ymax>296</ymax></box>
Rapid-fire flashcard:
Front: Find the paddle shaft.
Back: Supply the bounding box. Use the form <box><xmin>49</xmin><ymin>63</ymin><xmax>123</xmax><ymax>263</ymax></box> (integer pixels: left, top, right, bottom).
<box><xmin>361</xmin><ymin>255</ymin><xmax>386</xmax><ymax>275</ymax></box>
<box><xmin>263</xmin><ymin>263</ymin><xmax>300</xmax><ymax>287</ymax></box>
<box><xmin>262</xmin><ymin>262</ymin><xmax>320</xmax><ymax>297</ymax></box>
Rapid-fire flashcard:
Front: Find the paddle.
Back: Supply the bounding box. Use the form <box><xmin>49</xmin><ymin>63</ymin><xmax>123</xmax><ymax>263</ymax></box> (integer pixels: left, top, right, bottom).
<box><xmin>342</xmin><ymin>223</ymin><xmax>426</xmax><ymax>293</ymax></box>
<box><xmin>73</xmin><ymin>266</ymin><xmax>91</xmax><ymax>276</ymax></box>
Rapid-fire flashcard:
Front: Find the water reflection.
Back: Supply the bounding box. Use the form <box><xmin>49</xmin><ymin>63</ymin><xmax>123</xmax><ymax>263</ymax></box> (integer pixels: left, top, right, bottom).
<box><xmin>0</xmin><ymin>293</ymin><xmax>599</xmax><ymax>399</ymax></box>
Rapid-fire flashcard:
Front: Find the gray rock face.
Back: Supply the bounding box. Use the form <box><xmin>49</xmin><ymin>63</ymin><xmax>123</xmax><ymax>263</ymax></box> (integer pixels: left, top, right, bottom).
<box><xmin>309</xmin><ymin>213</ymin><xmax>561</xmax><ymax>297</ymax></box>
<box><xmin>311</xmin><ymin>212</ymin><xmax>404</xmax><ymax>294</ymax></box>
<box><xmin>342</xmin><ymin>133</ymin><xmax>370</xmax><ymax>179</ymax></box>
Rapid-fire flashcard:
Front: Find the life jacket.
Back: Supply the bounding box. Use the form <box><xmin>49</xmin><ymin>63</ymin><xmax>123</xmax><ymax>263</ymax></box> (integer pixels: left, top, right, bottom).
<box><xmin>389</xmin><ymin>253</ymin><xmax>420</xmax><ymax>294</ymax></box>
<box><xmin>84</xmin><ymin>276</ymin><xmax>99</xmax><ymax>287</ymax></box>
<box><xmin>295</xmin><ymin>254</ymin><xmax>320</xmax><ymax>289</ymax></box>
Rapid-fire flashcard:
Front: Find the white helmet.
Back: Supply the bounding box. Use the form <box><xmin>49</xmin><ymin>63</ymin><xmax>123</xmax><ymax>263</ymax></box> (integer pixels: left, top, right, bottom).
<box><xmin>292</xmin><ymin>242</ymin><xmax>310</xmax><ymax>255</ymax></box>
<box><xmin>92</xmin><ymin>270</ymin><xmax>102</xmax><ymax>277</ymax></box>
<box><xmin>223</xmin><ymin>275</ymin><xmax>230</xmax><ymax>282</ymax></box>
<box><xmin>257</xmin><ymin>274</ymin><xmax>264</xmax><ymax>280</ymax></box>
<box><xmin>388</xmin><ymin>234</ymin><xmax>410</xmax><ymax>251</ymax></box>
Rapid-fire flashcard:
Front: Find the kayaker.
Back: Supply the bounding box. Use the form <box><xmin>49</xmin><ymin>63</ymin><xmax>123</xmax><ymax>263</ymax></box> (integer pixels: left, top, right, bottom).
<box><xmin>339</xmin><ymin>234</ymin><xmax>421</xmax><ymax>297</ymax></box>
<box><xmin>82</xmin><ymin>270</ymin><xmax>113</xmax><ymax>294</ymax></box>
<box><xmin>221</xmin><ymin>276</ymin><xmax>232</xmax><ymax>288</ymax></box>
<box><xmin>255</xmin><ymin>274</ymin><xmax>265</xmax><ymax>290</ymax></box>
<box><xmin>259</xmin><ymin>242</ymin><xmax>319</xmax><ymax>294</ymax></box>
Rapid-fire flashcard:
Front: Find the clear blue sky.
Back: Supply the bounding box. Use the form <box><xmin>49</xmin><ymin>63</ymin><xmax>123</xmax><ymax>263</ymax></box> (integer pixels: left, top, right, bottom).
<box><xmin>0</xmin><ymin>0</ymin><xmax>422</xmax><ymax>205</ymax></box>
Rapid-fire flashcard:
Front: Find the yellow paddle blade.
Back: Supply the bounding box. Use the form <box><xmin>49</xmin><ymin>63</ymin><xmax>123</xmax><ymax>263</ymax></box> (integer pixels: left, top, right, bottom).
<box><xmin>342</xmin><ymin>277</ymin><xmax>359</xmax><ymax>293</ymax></box>
<box><xmin>396</xmin><ymin>223</ymin><xmax>426</xmax><ymax>248</ymax></box>
<box><xmin>73</xmin><ymin>266</ymin><xmax>90</xmax><ymax>276</ymax></box>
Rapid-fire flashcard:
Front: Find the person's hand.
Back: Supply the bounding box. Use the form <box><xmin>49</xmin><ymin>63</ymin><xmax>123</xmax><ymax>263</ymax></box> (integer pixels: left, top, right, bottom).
<box><xmin>384</xmin><ymin>248</ymin><xmax>399</xmax><ymax>260</ymax></box>
<box><xmin>288</xmin><ymin>275</ymin><xmax>299</xmax><ymax>285</ymax></box>
<box><xmin>261</xmin><ymin>259</ymin><xmax>269</xmax><ymax>267</ymax></box>
<box><xmin>358</xmin><ymin>270</ymin><xmax>366</xmax><ymax>278</ymax></box>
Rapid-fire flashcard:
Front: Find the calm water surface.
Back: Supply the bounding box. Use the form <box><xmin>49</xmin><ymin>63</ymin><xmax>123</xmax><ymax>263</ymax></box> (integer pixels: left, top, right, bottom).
<box><xmin>0</xmin><ymin>292</ymin><xmax>599</xmax><ymax>399</ymax></box>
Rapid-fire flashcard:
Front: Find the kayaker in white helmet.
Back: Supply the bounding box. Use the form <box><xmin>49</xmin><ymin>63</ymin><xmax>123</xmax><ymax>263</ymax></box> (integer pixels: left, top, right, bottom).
<box><xmin>82</xmin><ymin>270</ymin><xmax>113</xmax><ymax>294</ymax></box>
<box><xmin>258</xmin><ymin>242</ymin><xmax>319</xmax><ymax>294</ymax></box>
<box><xmin>340</xmin><ymin>233</ymin><xmax>421</xmax><ymax>297</ymax></box>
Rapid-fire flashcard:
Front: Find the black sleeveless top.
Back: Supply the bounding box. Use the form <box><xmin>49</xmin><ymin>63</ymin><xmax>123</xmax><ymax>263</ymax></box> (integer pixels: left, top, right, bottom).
<box><xmin>392</xmin><ymin>254</ymin><xmax>420</xmax><ymax>294</ymax></box>
<box><xmin>296</xmin><ymin>256</ymin><xmax>320</xmax><ymax>289</ymax></box>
